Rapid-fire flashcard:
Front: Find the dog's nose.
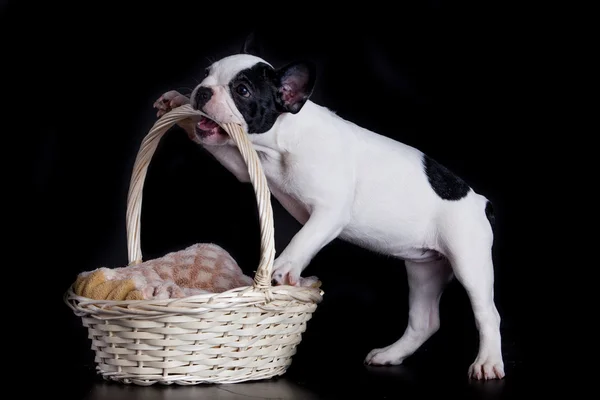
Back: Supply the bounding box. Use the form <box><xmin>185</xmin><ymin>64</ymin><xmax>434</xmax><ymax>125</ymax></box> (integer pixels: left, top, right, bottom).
<box><xmin>193</xmin><ymin>87</ymin><xmax>213</xmax><ymax>111</ymax></box>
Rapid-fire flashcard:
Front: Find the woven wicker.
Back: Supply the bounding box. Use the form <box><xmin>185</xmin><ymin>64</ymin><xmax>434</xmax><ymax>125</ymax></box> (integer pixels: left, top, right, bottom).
<box><xmin>64</xmin><ymin>104</ymin><xmax>323</xmax><ymax>385</ymax></box>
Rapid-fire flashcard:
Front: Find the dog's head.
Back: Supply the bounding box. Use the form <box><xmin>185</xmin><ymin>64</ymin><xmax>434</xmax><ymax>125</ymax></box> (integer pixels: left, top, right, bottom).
<box><xmin>189</xmin><ymin>52</ymin><xmax>316</xmax><ymax>145</ymax></box>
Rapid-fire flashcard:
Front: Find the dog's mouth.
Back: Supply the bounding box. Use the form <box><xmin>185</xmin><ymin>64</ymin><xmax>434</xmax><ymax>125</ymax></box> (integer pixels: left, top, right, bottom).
<box><xmin>195</xmin><ymin>116</ymin><xmax>228</xmax><ymax>138</ymax></box>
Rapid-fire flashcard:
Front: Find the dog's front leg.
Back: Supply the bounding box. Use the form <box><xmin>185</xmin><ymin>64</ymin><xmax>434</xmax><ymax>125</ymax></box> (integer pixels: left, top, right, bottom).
<box><xmin>272</xmin><ymin>206</ymin><xmax>349</xmax><ymax>286</ymax></box>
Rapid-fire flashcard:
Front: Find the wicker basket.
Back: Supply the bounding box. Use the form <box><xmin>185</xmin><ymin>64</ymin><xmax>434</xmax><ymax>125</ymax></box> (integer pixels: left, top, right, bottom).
<box><xmin>64</xmin><ymin>104</ymin><xmax>323</xmax><ymax>385</ymax></box>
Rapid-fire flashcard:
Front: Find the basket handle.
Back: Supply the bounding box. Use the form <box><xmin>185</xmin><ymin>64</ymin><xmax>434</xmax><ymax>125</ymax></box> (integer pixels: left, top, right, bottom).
<box><xmin>126</xmin><ymin>104</ymin><xmax>276</xmax><ymax>289</ymax></box>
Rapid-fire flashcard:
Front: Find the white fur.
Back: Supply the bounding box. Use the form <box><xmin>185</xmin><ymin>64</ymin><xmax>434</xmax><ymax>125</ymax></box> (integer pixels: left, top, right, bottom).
<box><xmin>156</xmin><ymin>54</ymin><xmax>505</xmax><ymax>380</ymax></box>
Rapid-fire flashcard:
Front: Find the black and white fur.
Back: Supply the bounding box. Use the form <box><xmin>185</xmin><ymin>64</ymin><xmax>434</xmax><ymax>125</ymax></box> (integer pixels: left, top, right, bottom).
<box><xmin>154</xmin><ymin>47</ymin><xmax>504</xmax><ymax>380</ymax></box>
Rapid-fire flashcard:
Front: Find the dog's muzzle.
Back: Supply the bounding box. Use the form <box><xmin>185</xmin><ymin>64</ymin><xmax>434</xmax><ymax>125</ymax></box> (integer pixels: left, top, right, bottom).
<box><xmin>194</xmin><ymin>116</ymin><xmax>228</xmax><ymax>139</ymax></box>
<box><xmin>192</xmin><ymin>87</ymin><xmax>213</xmax><ymax>111</ymax></box>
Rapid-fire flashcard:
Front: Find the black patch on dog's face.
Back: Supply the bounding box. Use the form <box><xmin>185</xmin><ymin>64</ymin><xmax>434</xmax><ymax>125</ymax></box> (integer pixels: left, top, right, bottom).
<box><xmin>422</xmin><ymin>154</ymin><xmax>471</xmax><ymax>200</ymax></box>
<box><xmin>228</xmin><ymin>62</ymin><xmax>281</xmax><ymax>134</ymax></box>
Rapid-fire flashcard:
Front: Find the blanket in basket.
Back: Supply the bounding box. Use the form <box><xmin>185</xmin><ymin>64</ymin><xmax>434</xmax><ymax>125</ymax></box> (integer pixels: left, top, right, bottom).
<box><xmin>74</xmin><ymin>243</ymin><xmax>255</xmax><ymax>300</ymax></box>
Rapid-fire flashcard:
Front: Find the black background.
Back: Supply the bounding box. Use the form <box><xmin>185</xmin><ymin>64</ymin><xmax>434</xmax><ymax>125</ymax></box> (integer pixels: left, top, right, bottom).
<box><xmin>5</xmin><ymin>1</ymin><xmax>555</xmax><ymax>398</ymax></box>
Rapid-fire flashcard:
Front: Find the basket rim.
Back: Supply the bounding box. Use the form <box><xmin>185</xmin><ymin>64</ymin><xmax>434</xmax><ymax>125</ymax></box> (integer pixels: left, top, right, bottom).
<box><xmin>64</xmin><ymin>282</ymin><xmax>323</xmax><ymax>316</ymax></box>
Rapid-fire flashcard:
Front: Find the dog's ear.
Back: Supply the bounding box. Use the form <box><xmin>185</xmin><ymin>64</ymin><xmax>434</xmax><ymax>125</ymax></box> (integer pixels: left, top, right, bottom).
<box><xmin>241</xmin><ymin>31</ymin><xmax>261</xmax><ymax>57</ymax></box>
<box><xmin>274</xmin><ymin>61</ymin><xmax>316</xmax><ymax>114</ymax></box>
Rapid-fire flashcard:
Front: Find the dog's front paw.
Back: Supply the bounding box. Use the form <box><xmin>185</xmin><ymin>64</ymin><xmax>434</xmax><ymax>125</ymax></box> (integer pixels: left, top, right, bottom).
<box><xmin>271</xmin><ymin>259</ymin><xmax>302</xmax><ymax>286</ymax></box>
<box><xmin>153</xmin><ymin>90</ymin><xmax>190</xmax><ymax>118</ymax></box>
<box><xmin>468</xmin><ymin>357</ymin><xmax>505</xmax><ymax>380</ymax></box>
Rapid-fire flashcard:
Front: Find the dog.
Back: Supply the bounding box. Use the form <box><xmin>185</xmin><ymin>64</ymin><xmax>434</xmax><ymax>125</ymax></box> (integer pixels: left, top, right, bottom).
<box><xmin>153</xmin><ymin>41</ymin><xmax>505</xmax><ymax>380</ymax></box>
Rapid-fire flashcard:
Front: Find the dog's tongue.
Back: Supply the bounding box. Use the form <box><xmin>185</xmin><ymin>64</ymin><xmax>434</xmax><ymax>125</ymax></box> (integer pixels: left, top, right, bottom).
<box><xmin>197</xmin><ymin>117</ymin><xmax>219</xmax><ymax>131</ymax></box>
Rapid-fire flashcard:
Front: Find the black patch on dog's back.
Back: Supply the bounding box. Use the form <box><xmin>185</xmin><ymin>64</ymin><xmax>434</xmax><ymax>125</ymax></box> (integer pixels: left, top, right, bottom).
<box><xmin>422</xmin><ymin>154</ymin><xmax>470</xmax><ymax>200</ymax></box>
<box><xmin>229</xmin><ymin>62</ymin><xmax>280</xmax><ymax>134</ymax></box>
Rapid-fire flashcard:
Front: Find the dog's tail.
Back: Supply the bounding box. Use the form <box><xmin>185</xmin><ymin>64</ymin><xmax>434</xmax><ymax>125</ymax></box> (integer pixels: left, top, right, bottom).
<box><xmin>484</xmin><ymin>199</ymin><xmax>495</xmax><ymax>231</ymax></box>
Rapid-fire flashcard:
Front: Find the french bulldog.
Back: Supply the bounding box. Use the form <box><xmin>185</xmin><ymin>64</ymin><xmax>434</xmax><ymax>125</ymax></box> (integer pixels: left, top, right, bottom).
<box><xmin>152</xmin><ymin>41</ymin><xmax>505</xmax><ymax>380</ymax></box>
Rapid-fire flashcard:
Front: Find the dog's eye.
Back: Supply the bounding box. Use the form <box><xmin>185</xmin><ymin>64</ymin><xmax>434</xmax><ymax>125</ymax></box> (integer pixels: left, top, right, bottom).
<box><xmin>204</xmin><ymin>68</ymin><xmax>210</xmax><ymax>78</ymax></box>
<box><xmin>236</xmin><ymin>84</ymin><xmax>250</xmax><ymax>97</ymax></box>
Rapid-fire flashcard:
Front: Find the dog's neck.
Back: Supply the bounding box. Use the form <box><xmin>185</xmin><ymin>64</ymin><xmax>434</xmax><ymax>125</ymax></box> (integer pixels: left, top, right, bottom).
<box><xmin>242</xmin><ymin>100</ymin><xmax>325</xmax><ymax>157</ymax></box>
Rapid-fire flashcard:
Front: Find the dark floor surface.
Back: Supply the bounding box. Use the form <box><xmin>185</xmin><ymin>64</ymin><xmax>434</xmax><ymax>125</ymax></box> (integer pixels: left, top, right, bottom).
<box><xmin>64</xmin><ymin>351</ymin><xmax>525</xmax><ymax>400</ymax></box>
<box><xmin>72</xmin><ymin>365</ymin><xmax>521</xmax><ymax>400</ymax></box>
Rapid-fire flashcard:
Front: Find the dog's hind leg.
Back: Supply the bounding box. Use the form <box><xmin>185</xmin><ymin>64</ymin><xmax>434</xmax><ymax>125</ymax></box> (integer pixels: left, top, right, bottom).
<box><xmin>442</xmin><ymin>200</ymin><xmax>505</xmax><ymax>380</ymax></box>
<box><xmin>365</xmin><ymin>257</ymin><xmax>453</xmax><ymax>366</ymax></box>
<box><xmin>447</xmin><ymin>247</ymin><xmax>504</xmax><ymax>379</ymax></box>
